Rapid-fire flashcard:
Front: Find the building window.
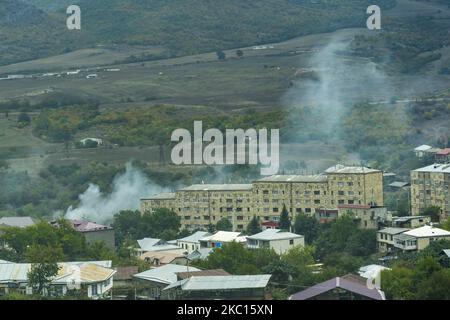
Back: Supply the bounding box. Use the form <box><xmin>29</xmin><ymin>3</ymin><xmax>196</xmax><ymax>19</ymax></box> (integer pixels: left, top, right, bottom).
<box><xmin>289</xmin><ymin>239</ymin><xmax>294</xmax><ymax>245</ymax></box>
<box><xmin>273</xmin><ymin>208</ymin><xmax>279</xmax><ymax>213</ymax></box>
<box><xmin>91</xmin><ymin>284</ymin><xmax>98</xmax><ymax>296</ymax></box>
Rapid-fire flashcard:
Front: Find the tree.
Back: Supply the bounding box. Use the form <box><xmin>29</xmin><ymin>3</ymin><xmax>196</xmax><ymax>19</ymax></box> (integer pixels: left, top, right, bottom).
<box><xmin>216</xmin><ymin>217</ymin><xmax>233</xmax><ymax>231</ymax></box>
<box><xmin>293</xmin><ymin>214</ymin><xmax>319</xmax><ymax>243</ymax></box>
<box><xmin>423</xmin><ymin>206</ymin><xmax>441</xmax><ymax>222</ymax></box>
<box><xmin>26</xmin><ymin>244</ymin><xmax>63</xmax><ymax>296</ymax></box>
<box><xmin>246</xmin><ymin>215</ymin><xmax>261</xmax><ymax>235</ymax></box>
<box><xmin>216</xmin><ymin>50</ymin><xmax>226</xmax><ymax>60</ymax></box>
<box><xmin>442</xmin><ymin>218</ymin><xmax>450</xmax><ymax>231</ymax></box>
<box><xmin>17</xmin><ymin>112</ymin><xmax>31</xmax><ymax>125</ymax></box>
<box><xmin>417</xmin><ymin>269</ymin><xmax>450</xmax><ymax>299</ymax></box>
<box><xmin>236</xmin><ymin>49</ymin><xmax>244</xmax><ymax>58</ymax></box>
<box><xmin>279</xmin><ymin>204</ymin><xmax>290</xmax><ymax>231</ymax></box>
<box><xmin>381</xmin><ymin>267</ymin><xmax>416</xmax><ymax>300</ymax></box>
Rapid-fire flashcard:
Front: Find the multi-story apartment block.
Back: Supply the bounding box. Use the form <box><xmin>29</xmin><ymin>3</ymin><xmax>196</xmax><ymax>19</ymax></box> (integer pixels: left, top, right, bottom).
<box><xmin>140</xmin><ymin>165</ymin><xmax>384</xmax><ymax>231</ymax></box>
<box><xmin>411</xmin><ymin>163</ymin><xmax>450</xmax><ymax>218</ymax></box>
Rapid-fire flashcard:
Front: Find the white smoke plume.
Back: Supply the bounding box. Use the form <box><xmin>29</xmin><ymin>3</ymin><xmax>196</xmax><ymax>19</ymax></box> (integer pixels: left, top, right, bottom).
<box><xmin>282</xmin><ymin>33</ymin><xmax>393</xmax><ymax>139</ymax></box>
<box><xmin>64</xmin><ymin>163</ymin><xmax>166</xmax><ymax>224</ymax></box>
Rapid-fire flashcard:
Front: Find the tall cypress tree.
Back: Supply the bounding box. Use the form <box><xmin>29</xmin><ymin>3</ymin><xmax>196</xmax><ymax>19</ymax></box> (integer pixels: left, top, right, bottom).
<box><xmin>247</xmin><ymin>215</ymin><xmax>261</xmax><ymax>235</ymax></box>
<box><xmin>279</xmin><ymin>204</ymin><xmax>291</xmax><ymax>231</ymax></box>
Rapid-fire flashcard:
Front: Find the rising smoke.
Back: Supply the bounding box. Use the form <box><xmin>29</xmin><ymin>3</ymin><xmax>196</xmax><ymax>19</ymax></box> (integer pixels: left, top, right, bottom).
<box><xmin>64</xmin><ymin>163</ymin><xmax>166</xmax><ymax>224</ymax></box>
<box><xmin>282</xmin><ymin>33</ymin><xmax>394</xmax><ymax>139</ymax></box>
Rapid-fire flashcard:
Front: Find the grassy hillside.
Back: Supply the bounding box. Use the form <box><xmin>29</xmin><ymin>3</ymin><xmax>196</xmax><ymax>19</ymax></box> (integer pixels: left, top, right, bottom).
<box><xmin>0</xmin><ymin>0</ymin><xmax>396</xmax><ymax>65</ymax></box>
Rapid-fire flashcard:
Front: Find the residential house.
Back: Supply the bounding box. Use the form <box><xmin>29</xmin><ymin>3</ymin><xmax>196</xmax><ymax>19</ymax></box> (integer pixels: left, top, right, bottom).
<box><xmin>136</xmin><ymin>237</ymin><xmax>183</xmax><ymax>256</ymax></box>
<box><xmin>289</xmin><ymin>274</ymin><xmax>385</xmax><ymax>300</ymax></box>
<box><xmin>140</xmin><ymin>250</ymin><xmax>189</xmax><ymax>267</ymax></box>
<box><xmin>391</xmin><ymin>216</ymin><xmax>430</xmax><ymax>229</ymax></box>
<box><xmin>177</xmin><ymin>231</ymin><xmax>211</xmax><ymax>253</ymax></box>
<box><xmin>414</xmin><ymin>145</ymin><xmax>433</xmax><ymax>158</ymax></box>
<box><xmin>337</xmin><ymin>205</ymin><xmax>389</xmax><ymax>229</ymax></box>
<box><xmin>51</xmin><ymin>219</ymin><xmax>116</xmax><ymax>251</ymax></box>
<box><xmin>0</xmin><ymin>261</ymin><xmax>115</xmax><ymax>298</ymax></box>
<box><xmin>133</xmin><ymin>264</ymin><xmax>200</xmax><ymax>300</ymax></box>
<box><xmin>187</xmin><ymin>248</ymin><xmax>214</xmax><ymax>261</ymax></box>
<box><xmin>393</xmin><ymin>225</ymin><xmax>450</xmax><ymax>252</ymax></box>
<box><xmin>163</xmin><ymin>274</ymin><xmax>272</xmax><ymax>300</ymax></box>
<box><xmin>388</xmin><ymin>181</ymin><xmax>410</xmax><ymax>190</ymax></box>
<box><xmin>199</xmin><ymin>231</ymin><xmax>247</xmax><ymax>249</ymax></box>
<box><xmin>246</xmin><ymin>229</ymin><xmax>304</xmax><ymax>254</ymax></box>
<box><xmin>436</xmin><ymin>148</ymin><xmax>450</xmax><ymax>163</ymax></box>
<box><xmin>174</xmin><ymin>269</ymin><xmax>230</xmax><ymax>281</ymax></box>
<box><xmin>0</xmin><ymin>217</ymin><xmax>36</xmax><ymax>238</ymax></box>
<box><xmin>377</xmin><ymin>227</ymin><xmax>410</xmax><ymax>253</ymax></box>
<box><xmin>113</xmin><ymin>266</ymin><xmax>139</xmax><ymax>288</ymax></box>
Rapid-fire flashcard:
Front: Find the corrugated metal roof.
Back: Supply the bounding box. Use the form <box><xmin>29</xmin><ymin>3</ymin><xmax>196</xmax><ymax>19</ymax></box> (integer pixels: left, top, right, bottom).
<box><xmin>289</xmin><ymin>275</ymin><xmax>385</xmax><ymax>300</ymax></box>
<box><xmin>200</xmin><ymin>231</ymin><xmax>246</xmax><ymax>243</ymax></box>
<box><xmin>137</xmin><ymin>238</ymin><xmax>181</xmax><ymax>252</ymax></box>
<box><xmin>164</xmin><ymin>274</ymin><xmax>272</xmax><ymax>291</ymax></box>
<box><xmin>177</xmin><ymin>231</ymin><xmax>211</xmax><ymax>244</ymax></box>
<box><xmin>0</xmin><ymin>217</ymin><xmax>35</xmax><ymax>228</ymax></box>
<box><xmin>247</xmin><ymin>229</ymin><xmax>303</xmax><ymax>241</ymax></box>
<box><xmin>0</xmin><ymin>261</ymin><xmax>115</xmax><ymax>284</ymax></box>
<box><xmin>378</xmin><ymin>227</ymin><xmax>410</xmax><ymax>235</ymax></box>
<box><xmin>133</xmin><ymin>264</ymin><xmax>200</xmax><ymax>285</ymax></box>
<box><xmin>403</xmin><ymin>226</ymin><xmax>450</xmax><ymax>238</ymax></box>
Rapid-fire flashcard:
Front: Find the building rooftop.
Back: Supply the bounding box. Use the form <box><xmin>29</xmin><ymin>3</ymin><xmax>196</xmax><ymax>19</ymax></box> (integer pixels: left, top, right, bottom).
<box><xmin>389</xmin><ymin>181</ymin><xmax>410</xmax><ymax>188</ymax></box>
<box><xmin>141</xmin><ymin>192</ymin><xmax>176</xmax><ymax>200</ymax></box>
<box><xmin>0</xmin><ymin>261</ymin><xmax>115</xmax><ymax>284</ymax></box>
<box><xmin>255</xmin><ymin>175</ymin><xmax>327</xmax><ymax>183</ymax></box>
<box><xmin>247</xmin><ymin>229</ymin><xmax>303</xmax><ymax>241</ymax></box>
<box><xmin>141</xmin><ymin>250</ymin><xmax>187</xmax><ymax>264</ymax></box>
<box><xmin>177</xmin><ymin>231</ymin><xmax>211</xmax><ymax>244</ymax></box>
<box><xmin>175</xmin><ymin>269</ymin><xmax>230</xmax><ymax>280</ymax></box>
<box><xmin>378</xmin><ymin>227</ymin><xmax>410</xmax><ymax>235</ymax></box>
<box><xmin>164</xmin><ymin>274</ymin><xmax>272</xmax><ymax>291</ymax></box>
<box><xmin>200</xmin><ymin>231</ymin><xmax>246</xmax><ymax>243</ymax></box>
<box><xmin>133</xmin><ymin>264</ymin><xmax>200</xmax><ymax>285</ymax></box>
<box><xmin>179</xmin><ymin>184</ymin><xmax>253</xmax><ymax>192</ymax></box>
<box><xmin>414</xmin><ymin>145</ymin><xmax>432</xmax><ymax>151</ymax></box>
<box><xmin>0</xmin><ymin>217</ymin><xmax>35</xmax><ymax>228</ymax></box>
<box><xmin>64</xmin><ymin>219</ymin><xmax>112</xmax><ymax>232</ymax></box>
<box><xmin>413</xmin><ymin>163</ymin><xmax>450</xmax><ymax>173</ymax></box>
<box><xmin>403</xmin><ymin>225</ymin><xmax>450</xmax><ymax>238</ymax></box>
<box><xmin>358</xmin><ymin>265</ymin><xmax>390</xmax><ymax>280</ymax></box>
<box><xmin>114</xmin><ymin>266</ymin><xmax>139</xmax><ymax>281</ymax></box>
<box><xmin>187</xmin><ymin>248</ymin><xmax>214</xmax><ymax>261</ymax></box>
<box><xmin>325</xmin><ymin>164</ymin><xmax>381</xmax><ymax>174</ymax></box>
<box><xmin>137</xmin><ymin>238</ymin><xmax>181</xmax><ymax>252</ymax></box>
<box><xmin>289</xmin><ymin>274</ymin><xmax>385</xmax><ymax>300</ymax></box>
<box><xmin>393</xmin><ymin>216</ymin><xmax>428</xmax><ymax>223</ymax></box>
<box><xmin>441</xmin><ymin>249</ymin><xmax>450</xmax><ymax>258</ymax></box>
<box><xmin>436</xmin><ymin>148</ymin><xmax>450</xmax><ymax>156</ymax></box>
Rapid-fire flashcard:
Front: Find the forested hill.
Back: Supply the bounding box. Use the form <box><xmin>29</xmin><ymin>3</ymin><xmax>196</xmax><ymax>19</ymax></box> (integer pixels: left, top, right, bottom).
<box><xmin>1</xmin><ymin>0</ymin><xmax>395</xmax><ymax>65</ymax></box>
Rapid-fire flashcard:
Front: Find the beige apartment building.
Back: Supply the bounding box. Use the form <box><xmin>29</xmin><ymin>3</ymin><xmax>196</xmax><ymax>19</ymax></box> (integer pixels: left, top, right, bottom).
<box><xmin>411</xmin><ymin>163</ymin><xmax>450</xmax><ymax>218</ymax></box>
<box><xmin>140</xmin><ymin>165</ymin><xmax>384</xmax><ymax>231</ymax></box>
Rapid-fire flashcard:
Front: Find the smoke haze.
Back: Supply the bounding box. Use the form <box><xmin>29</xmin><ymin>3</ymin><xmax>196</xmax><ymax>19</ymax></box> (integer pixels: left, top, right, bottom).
<box><xmin>64</xmin><ymin>163</ymin><xmax>166</xmax><ymax>224</ymax></box>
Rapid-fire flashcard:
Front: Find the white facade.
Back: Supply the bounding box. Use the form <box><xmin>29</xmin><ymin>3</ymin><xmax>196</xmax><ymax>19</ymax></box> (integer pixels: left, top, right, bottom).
<box><xmin>247</xmin><ymin>229</ymin><xmax>305</xmax><ymax>254</ymax></box>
